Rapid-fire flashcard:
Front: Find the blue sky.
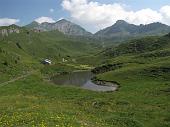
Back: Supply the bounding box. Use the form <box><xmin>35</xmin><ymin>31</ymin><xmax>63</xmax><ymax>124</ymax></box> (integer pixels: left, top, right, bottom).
<box><xmin>96</xmin><ymin>0</ymin><xmax>170</xmax><ymax>10</ymax></box>
<box><xmin>0</xmin><ymin>0</ymin><xmax>65</xmax><ymax>25</ymax></box>
<box><xmin>0</xmin><ymin>0</ymin><xmax>170</xmax><ymax>32</ymax></box>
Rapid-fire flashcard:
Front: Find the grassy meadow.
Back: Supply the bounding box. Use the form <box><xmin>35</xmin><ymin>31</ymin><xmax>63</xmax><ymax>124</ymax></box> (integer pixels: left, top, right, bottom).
<box><xmin>0</xmin><ymin>56</ymin><xmax>169</xmax><ymax>127</ymax></box>
<box><xmin>0</xmin><ymin>26</ymin><xmax>170</xmax><ymax>126</ymax></box>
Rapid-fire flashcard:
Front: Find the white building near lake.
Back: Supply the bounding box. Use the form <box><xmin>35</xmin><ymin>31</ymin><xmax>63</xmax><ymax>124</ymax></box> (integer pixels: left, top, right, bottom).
<box><xmin>42</xmin><ymin>59</ymin><xmax>52</xmax><ymax>65</ymax></box>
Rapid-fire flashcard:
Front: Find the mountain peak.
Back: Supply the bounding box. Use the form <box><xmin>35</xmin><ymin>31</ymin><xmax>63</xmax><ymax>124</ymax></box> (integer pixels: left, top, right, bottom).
<box><xmin>9</xmin><ymin>24</ymin><xmax>20</xmax><ymax>28</ymax></box>
<box><xmin>95</xmin><ymin>20</ymin><xmax>170</xmax><ymax>41</ymax></box>
<box><xmin>115</xmin><ymin>20</ymin><xmax>128</xmax><ymax>25</ymax></box>
<box><xmin>25</xmin><ymin>21</ymin><xmax>40</xmax><ymax>29</ymax></box>
<box><xmin>31</xmin><ymin>21</ymin><xmax>40</xmax><ymax>25</ymax></box>
<box><xmin>25</xmin><ymin>19</ymin><xmax>92</xmax><ymax>36</ymax></box>
<box><xmin>59</xmin><ymin>19</ymin><xmax>67</xmax><ymax>22</ymax></box>
<box><xmin>57</xmin><ymin>19</ymin><xmax>71</xmax><ymax>24</ymax></box>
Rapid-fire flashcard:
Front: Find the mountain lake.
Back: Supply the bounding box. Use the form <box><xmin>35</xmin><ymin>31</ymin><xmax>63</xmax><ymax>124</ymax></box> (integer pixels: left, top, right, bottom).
<box><xmin>52</xmin><ymin>71</ymin><xmax>118</xmax><ymax>92</ymax></box>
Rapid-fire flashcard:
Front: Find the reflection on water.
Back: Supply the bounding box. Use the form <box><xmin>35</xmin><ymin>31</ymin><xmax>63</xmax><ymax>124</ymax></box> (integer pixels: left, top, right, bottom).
<box><xmin>52</xmin><ymin>71</ymin><xmax>117</xmax><ymax>92</ymax></box>
<box><xmin>52</xmin><ymin>71</ymin><xmax>93</xmax><ymax>86</ymax></box>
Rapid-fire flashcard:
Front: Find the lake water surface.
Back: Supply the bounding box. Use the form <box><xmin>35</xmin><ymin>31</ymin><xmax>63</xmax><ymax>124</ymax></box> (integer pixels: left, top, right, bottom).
<box><xmin>52</xmin><ymin>71</ymin><xmax>117</xmax><ymax>92</ymax></box>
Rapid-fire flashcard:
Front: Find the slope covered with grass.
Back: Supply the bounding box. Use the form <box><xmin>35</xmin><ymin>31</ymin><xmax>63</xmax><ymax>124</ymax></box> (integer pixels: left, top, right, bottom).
<box><xmin>0</xmin><ymin>56</ymin><xmax>169</xmax><ymax>127</ymax></box>
<box><xmin>91</xmin><ymin>33</ymin><xmax>170</xmax><ymax>127</ymax></box>
<box><xmin>0</xmin><ymin>25</ymin><xmax>101</xmax><ymax>82</ymax></box>
<box><xmin>0</xmin><ymin>26</ymin><xmax>170</xmax><ymax>127</ymax></box>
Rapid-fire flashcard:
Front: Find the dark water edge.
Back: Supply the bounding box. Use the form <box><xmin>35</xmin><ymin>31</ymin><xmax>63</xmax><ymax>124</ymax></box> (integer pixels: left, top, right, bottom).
<box><xmin>51</xmin><ymin>71</ymin><xmax>118</xmax><ymax>92</ymax></box>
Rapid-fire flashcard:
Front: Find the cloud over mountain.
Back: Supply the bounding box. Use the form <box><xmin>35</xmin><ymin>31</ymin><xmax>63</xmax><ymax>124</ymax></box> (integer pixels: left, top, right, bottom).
<box><xmin>160</xmin><ymin>5</ymin><xmax>170</xmax><ymax>24</ymax></box>
<box><xmin>0</xmin><ymin>18</ymin><xmax>20</xmax><ymax>26</ymax></box>
<box><xmin>62</xmin><ymin>0</ymin><xmax>170</xmax><ymax>32</ymax></box>
<box><xmin>35</xmin><ymin>17</ymin><xmax>55</xmax><ymax>24</ymax></box>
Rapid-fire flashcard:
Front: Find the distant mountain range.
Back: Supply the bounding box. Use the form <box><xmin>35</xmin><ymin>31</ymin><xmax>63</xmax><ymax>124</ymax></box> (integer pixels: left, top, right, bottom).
<box><xmin>94</xmin><ymin>20</ymin><xmax>170</xmax><ymax>42</ymax></box>
<box><xmin>25</xmin><ymin>19</ymin><xmax>92</xmax><ymax>37</ymax></box>
<box><xmin>1</xmin><ymin>19</ymin><xmax>170</xmax><ymax>43</ymax></box>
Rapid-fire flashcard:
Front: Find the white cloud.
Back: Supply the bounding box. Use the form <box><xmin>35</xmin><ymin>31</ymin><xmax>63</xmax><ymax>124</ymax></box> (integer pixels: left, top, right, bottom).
<box><xmin>128</xmin><ymin>8</ymin><xmax>162</xmax><ymax>25</ymax></box>
<box><xmin>0</xmin><ymin>18</ymin><xmax>20</xmax><ymax>26</ymax></box>
<box><xmin>62</xmin><ymin>0</ymin><xmax>170</xmax><ymax>32</ymax></box>
<box><xmin>160</xmin><ymin>5</ymin><xmax>170</xmax><ymax>25</ymax></box>
<box><xmin>50</xmin><ymin>8</ymin><xmax>54</xmax><ymax>13</ymax></box>
<box><xmin>35</xmin><ymin>16</ymin><xmax>55</xmax><ymax>24</ymax></box>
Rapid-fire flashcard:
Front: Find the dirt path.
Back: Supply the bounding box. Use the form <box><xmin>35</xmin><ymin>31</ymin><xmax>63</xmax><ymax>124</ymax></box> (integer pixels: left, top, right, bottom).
<box><xmin>0</xmin><ymin>71</ymin><xmax>35</xmax><ymax>87</ymax></box>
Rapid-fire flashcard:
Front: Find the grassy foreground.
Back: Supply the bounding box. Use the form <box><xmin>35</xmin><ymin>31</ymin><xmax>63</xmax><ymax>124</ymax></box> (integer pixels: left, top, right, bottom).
<box><xmin>0</xmin><ymin>60</ymin><xmax>169</xmax><ymax>127</ymax></box>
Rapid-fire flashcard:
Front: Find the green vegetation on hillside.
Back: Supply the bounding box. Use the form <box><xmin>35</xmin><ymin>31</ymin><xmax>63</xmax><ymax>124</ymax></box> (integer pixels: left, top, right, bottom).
<box><xmin>0</xmin><ymin>25</ymin><xmax>170</xmax><ymax>127</ymax></box>
<box><xmin>0</xmin><ymin>25</ymin><xmax>101</xmax><ymax>82</ymax></box>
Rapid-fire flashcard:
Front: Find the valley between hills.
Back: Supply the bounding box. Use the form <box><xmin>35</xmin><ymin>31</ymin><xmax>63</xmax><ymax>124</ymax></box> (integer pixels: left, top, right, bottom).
<box><xmin>0</xmin><ymin>19</ymin><xmax>170</xmax><ymax>127</ymax></box>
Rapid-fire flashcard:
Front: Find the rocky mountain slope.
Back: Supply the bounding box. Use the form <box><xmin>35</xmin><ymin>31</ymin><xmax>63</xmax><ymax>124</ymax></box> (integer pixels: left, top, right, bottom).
<box><xmin>25</xmin><ymin>19</ymin><xmax>170</xmax><ymax>43</ymax></box>
<box><xmin>95</xmin><ymin>20</ymin><xmax>170</xmax><ymax>42</ymax></box>
<box><xmin>25</xmin><ymin>19</ymin><xmax>92</xmax><ymax>36</ymax></box>
<box><xmin>0</xmin><ymin>24</ymin><xmax>20</xmax><ymax>37</ymax></box>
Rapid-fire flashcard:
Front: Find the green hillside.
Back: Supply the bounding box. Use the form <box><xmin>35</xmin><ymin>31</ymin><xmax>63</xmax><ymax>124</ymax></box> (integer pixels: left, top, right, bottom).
<box><xmin>91</xmin><ymin>34</ymin><xmax>170</xmax><ymax>127</ymax></box>
<box><xmin>0</xmin><ymin>25</ymin><xmax>169</xmax><ymax>127</ymax></box>
<box><xmin>1</xmin><ymin>26</ymin><xmax>99</xmax><ymax>58</ymax></box>
<box><xmin>0</xmin><ymin>25</ymin><xmax>100</xmax><ymax>82</ymax></box>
